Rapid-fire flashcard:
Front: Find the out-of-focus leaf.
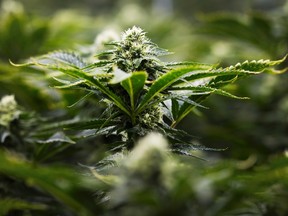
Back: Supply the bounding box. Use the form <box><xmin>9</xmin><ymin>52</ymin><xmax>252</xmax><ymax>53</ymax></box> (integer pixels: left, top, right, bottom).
<box><xmin>37</xmin><ymin>131</ymin><xmax>75</xmax><ymax>144</ymax></box>
<box><xmin>0</xmin><ymin>150</ymin><xmax>96</xmax><ymax>216</ymax></box>
<box><xmin>0</xmin><ymin>198</ymin><xmax>46</xmax><ymax>216</ymax></box>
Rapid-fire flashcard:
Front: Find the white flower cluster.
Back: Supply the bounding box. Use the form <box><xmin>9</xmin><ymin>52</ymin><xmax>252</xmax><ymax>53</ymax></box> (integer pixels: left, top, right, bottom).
<box><xmin>113</xmin><ymin>26</ymin><xmax>166</xmax><ymax>79</ymax></box>
<box><xmin>138</xmin><ymin>105</ymin><xmax>163</xmax><ymax>128</ymax></box>
<box><xmin>126</xmin><ymin>132</ymin><xmax>168</xmax><ymax>170</ymax></box>
<box><xmin>0</xmin><ymin>95</ymin><xmax>21</xmax><ymax>127</ymax></box>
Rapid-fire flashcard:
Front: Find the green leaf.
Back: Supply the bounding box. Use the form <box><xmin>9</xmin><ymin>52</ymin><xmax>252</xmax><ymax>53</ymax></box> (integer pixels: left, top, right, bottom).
<box><xmin>171</xmin><ymin>99</ymin><xmax>179</xmax><ymax>120</ymax></box>
<box><xmin>171</xmin><ymin>56</ymin><xmax>287</xmax><ymax>126</ymax></box>
<box><xmin>176</xmin><ymin>96</ymin><xmax>209</xmax><ymax>109</ymax></box>
<box><xmin>52</xmin><ymin>77</ymin><xmax>86</xmax><ymax>89</ymax></box>
<box><xmin>37</xmin><ymin>132</ymin><xmax>75</xmax><ymax>144</ymax></box>
<box><xmin>34</xmin><ymin>132</ymin><xmax>76</xmax><ymax>162</ymax></box>
<box><xmin>166</xmin><ymin>61</ymin><xmax>214</xmax><ymax>68</ymax></box>
<box><xmin>121</xmin><ymin>71</ymin><xmax>148</xmax><ymax>110</ymax></box>
<box><xmin>0</xmin><ymin>150</ymin><xmax>95</xmax><ymax>216</ymax></box>
<box><xmin>227</xmin><ymin>56</ymin><xmax>288</xmax><ymax>73</ymax></box>
<box><xmin>83</xmin><ymin>60</ymin><xmax>113</xmax><ymax>69</ymax></box>
<box><xmin>0</xmin><ymin>198</ymin><xmax>46</xmax><ymax>215</ymax></box>
<box><xmin>169</xmin><ymin>86</ymin><xmax>249</xmax><ymax>99</ymax></box>
<box><xmin>136</xmin><ymin>66</ymin><xmax>205</xmax><ymax>114</ymax></box>
<box><xmin>39</xmin><ymin>118</ymin><xmax>120</xmax><ymax>131</ymax></box>
<box><xmin>47</xmin><ymin>51</ymin><xmax>87</xmax><ymax>69</ymax></box>
<box><xmin>172</xmin><ymin>69</ymin><xmax>260</xmax><ymax>86</ymax></box>
<box><xmin>66</xmin><ymin>92</ymin><xmax>94</xmax><ymax>108</ymax></box>
<box><xmin>43</xmin><ymin>65</ymin><xmax>131</xmax><ymax>116</ymax></box>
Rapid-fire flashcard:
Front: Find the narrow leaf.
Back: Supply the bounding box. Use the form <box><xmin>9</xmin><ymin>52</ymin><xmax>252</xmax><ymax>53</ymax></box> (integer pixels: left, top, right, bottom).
<box><xmin>227</xmin><ymin>55</ymin><xmax>287</xmax><ymax>72</ymax></box>
<box><xmin>0</xmin><ymin>198</ymin><xmax>46</xmax><ymax>215</ymax></box>
<box><xmin>44</xmin><ymin>65</ymin><xmax>131</xmax><ymax>116</ymax></box>
<box><xmin>171</xmin><ymin>99</ymin><xmax>179</xmax><ymax>120</ymax></box>
<box><xmin>169</xmin><ymin>86</ymin><xmax>249</xmax><ymax>99</ymax></box>
<box><xmin>121</xmin><ymin>71</ymin><xmax>148</xmax><ymax>110</ymax></box>
<box><xmin>166</xmin><ymin>61</ymin><xmax>214</xmax><ymax>69</ymax></box>
<box><xmin>37</xmin><ymin>132</ymin><xmax>75</xmax><ymax>144</ymax></box>
<box><xmin>172</xmin><ymin>69</ymin><xmax>260</xmax><ymax>86</ymax></box>
<box><xmin>83</xmin><ymin>60</ymin><xmax>113</xmax><ymax>69</ymax></box>
<box><xmin>67</xmin><ymin>92</ymin><xmax>94</xmax><ymax>108</ymax></box>
<box><xmin>64</xmin><ymin>119</ymin><xmax>121</xmax><ymax>130</ymax></box>
<box><xmin>52</xmin><ymin>77</ymin><xmax>86</xmax><ymax>89</ymax></box>
<box><xmin>47</xmin><ymin>51</ymin><xmax>87</xmax><ymax>69</ymax></box>
<box><xmin>136</xmin><ymin>66</ymin><xmax>202</xmax><ymax>114</ymax></box>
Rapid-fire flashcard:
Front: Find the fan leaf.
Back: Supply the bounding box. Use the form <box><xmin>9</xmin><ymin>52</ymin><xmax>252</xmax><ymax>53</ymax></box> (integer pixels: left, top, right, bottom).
<box><xmin>136</xmin><ymin>66</ymin><xmax>207</xmax><ymax>114</ymax></box>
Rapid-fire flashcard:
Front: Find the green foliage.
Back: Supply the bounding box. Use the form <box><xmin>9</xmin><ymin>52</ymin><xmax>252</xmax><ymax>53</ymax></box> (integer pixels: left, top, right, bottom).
<box><xmin>0</xmin><ymin>198</ymin><xmax>46</xmax><ymax>216</ymax></box>
<box><xmin>0</xmin><ymin>150</ymin><xmax>100</xmax><ymax>216</ymax></box>
<box><xmin>92</xmin><ymin>133</ymin><xmax>288</xmax><ymax>216</ymax></box>
<box><xmin>1</xmin><ymin>3</ymin><xmax>288</xmax><ymax>215</ymax></box>
<box><xmin>15</xmin><ymin>26</ymin><xmax>286</xmax><ymax>154</ymax></box>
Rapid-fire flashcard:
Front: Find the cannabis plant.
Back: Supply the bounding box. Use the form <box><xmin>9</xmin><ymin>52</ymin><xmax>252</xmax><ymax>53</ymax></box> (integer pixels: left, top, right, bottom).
<box><xmin>15</xmin><ymin>26</ymin><xmax>286</xmax><ymax>155</ymax></box>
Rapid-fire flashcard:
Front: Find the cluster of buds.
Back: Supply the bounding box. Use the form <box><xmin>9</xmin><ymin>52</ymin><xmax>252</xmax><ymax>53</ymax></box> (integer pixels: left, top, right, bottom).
<box><xmin>109</xmin><ymin>26</ymin><xmax>169</xmax><ymax>80</ymax></box>
<box><xmin>137</xmin><ymin>105</ymin><xmax>163</xmax><ymax>129</ymax></box>
<box><xmin>0</xmin><ymin>95</ymin><xmax>21</xmax><ymax>127</ymax></box>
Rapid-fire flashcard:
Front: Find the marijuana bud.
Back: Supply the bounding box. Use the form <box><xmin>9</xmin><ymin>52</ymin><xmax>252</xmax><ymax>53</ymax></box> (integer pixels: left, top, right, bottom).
<box><xmin>109</xmin><ymin>26</ymin><xmax>169</xmax><ymax>80</ymax></box>
<box><xmin>0</xmin><ymin>95</ymin><xmax>21</xmax><ymax>127</ymax></box>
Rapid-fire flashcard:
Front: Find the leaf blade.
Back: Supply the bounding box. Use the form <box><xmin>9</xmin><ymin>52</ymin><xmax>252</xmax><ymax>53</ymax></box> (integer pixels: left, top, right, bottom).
<box><xmin>121</xmin><ymin>71</ymin><xmax>148</xmax><ymax>110</ymax></box>
<box><xmin>136</xmin><ymin>66</ymin><xmax>203</xmax><ymax>114</ymax></box>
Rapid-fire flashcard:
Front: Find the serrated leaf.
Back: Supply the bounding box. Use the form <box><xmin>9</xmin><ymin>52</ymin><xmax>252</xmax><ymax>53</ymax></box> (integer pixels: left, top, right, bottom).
<box><xmin>42</xmin><ymin>65</ymin><xmax>131</xmax><ymax>116</ymax></box>
<box><xmin>170</xmin><ymin>68</ymin><xmax>267</xmax><ymax>126</ymax></box>
<box><xmin>47</xmin><ymin>51</ymin><xmax>87</xmax><ymax>69</ymax></box>
<box><xmin>37</xmin><ymin>132</ymin><xmax>75</xmax><ymax>144</ymax></box>
<box><xmin>172</xmin><ymin>143</ymin><xmax>227</xmax><ymax>152</ymax></box>
<box><xmin>166</xmin><ymin>61</ymin><xmax>214</xmax><ymax>69</ymax></box>
<box><xmin>173</xmin><ymin>69</ymin><xmax>260</xmax><ymax>86</ymax></box>
<box><xmin>62</xmin><ymin>119</ymin><xmax>121</xmax><ymax>130</ymax></box>
<box><xmin>93</xmin><ymin>125</ymin><xmax>118</xmax><ymax>137</ymax></box>
<box><xmin>228</xmin><ymin>55</ymin><xmax>287</xmax><ymax>72</ymax></box>
<box><xmin>83</xmin><ymin>60</ymin><xmax>113</xmax><ymax>69</ymax></box>
<box><xmin>171</xmin><ymin>56</ymin><xmax>287</xmax><ymax>126</ymax></box>
<box><xmin>121</xmin><ymin>71</ymin><xmax>148</xmax><ymax>110</ymax></box>
<box><xmin>0</xmin><ymin>198</ymin><xmax>46</xmax><ymax>215</ymax></box>
<box><xmin>170</xmin><ymin>149</ymin><xmax>206</xmax><ymax>160</ymax></box>
<box><xmin>169</xmin><ymin>86</ymin><xmax>249</xmax><ymax>99</ymax></box>
<box><xmin>176</xmin><ymin>96</ymin><xmax>209</xmax><ymax>109</ymax></box>
<box><xmin>171</xmin><ymin>94</ymin><xmax>210</xmax><ymax>127</ymax></box>
<box><xmin>136</xmin><ymin>66</ymin><xmax>204</xmax><ymax>114</ymax></box>
<box><xmin>52</xmin><ymin>77</ymin><xmax>86</xmax><ymax>89</ymax></box>
<box><xmin>95</xmin><ymin>50</ymin><xmax>116</xmax><ymax>57</ymax></box>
